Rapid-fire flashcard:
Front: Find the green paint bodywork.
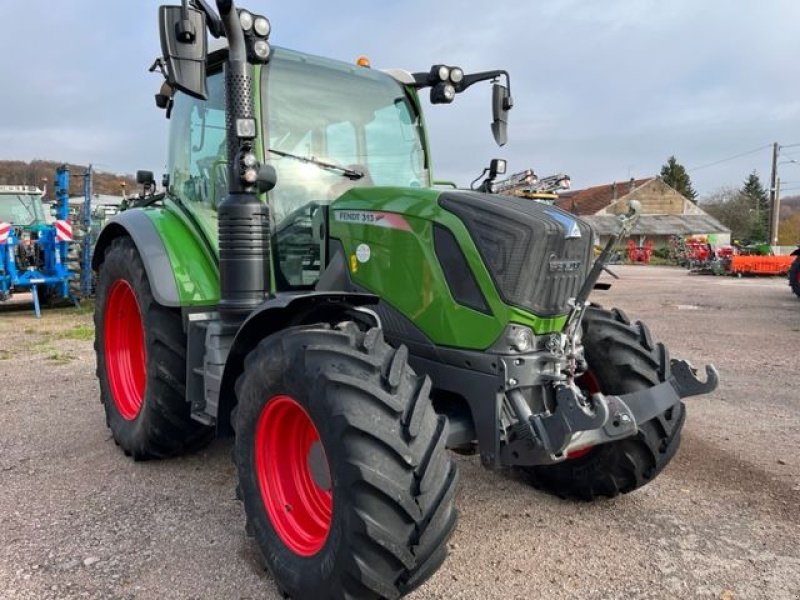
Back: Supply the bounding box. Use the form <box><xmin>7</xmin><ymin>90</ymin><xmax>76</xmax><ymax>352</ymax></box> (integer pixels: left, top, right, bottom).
<box><xmin>146</xmin><ymin>54</ymin><xmax>567</xmax><ymax>346</ymax></box>
<box><xmin>142</xmin><ymin>202</ymin><xmax>220</xmax><ymax>305</ymax></box>
<box><xmin>330</xmin><ymin>187</ymin><xmax>567</xmax><ymax>350</ymax></box>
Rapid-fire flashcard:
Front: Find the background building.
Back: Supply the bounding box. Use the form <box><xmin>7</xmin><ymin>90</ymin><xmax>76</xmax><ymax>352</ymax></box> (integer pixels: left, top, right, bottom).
<box><xmin>556</xmin><ymin>177</ymin><xmax>730</xmax><ymax>247</ymax></box>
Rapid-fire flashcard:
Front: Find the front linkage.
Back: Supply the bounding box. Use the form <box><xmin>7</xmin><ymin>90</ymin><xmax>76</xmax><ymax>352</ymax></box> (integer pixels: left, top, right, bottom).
<box><xmin>492</xmin><ymin>201</ymin><xmax>719</xmax><ymax>468</ymax></box>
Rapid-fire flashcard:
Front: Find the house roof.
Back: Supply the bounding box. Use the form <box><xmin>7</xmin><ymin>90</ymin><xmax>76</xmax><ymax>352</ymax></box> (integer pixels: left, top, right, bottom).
<box><xmin>583</xmin><ymin>214</ymin><xmax>730</xmax><ymax>237</ymax></box>
<box><xmin>555</xmin><ymin>178</ymin><xmax>654</xmax><ymax>215</ymax></box>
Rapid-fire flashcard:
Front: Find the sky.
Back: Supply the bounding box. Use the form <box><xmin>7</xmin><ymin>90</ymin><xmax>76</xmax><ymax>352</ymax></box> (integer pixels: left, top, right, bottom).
<box><xmin>1</xmin><ymin>0</ymin><xmax>799</xmax><ymax>197</ymax></box>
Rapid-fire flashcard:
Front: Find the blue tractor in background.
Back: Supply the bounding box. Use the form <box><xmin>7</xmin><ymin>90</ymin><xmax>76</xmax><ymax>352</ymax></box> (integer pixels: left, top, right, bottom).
<box><xmin>0</xmin><ymin>165</ymin><xmax>89</xmax><ymax>317</ymax></box>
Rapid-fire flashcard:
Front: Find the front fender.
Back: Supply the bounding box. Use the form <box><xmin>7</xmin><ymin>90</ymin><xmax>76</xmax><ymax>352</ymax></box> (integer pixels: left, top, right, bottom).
<box><xmin>93</xmin><ymin>208</ymin><xmax>219</xmax><ymax>307</ymax></box>
<box><xmin>216</xmin><ymin>292</ymin><xmax>379</xmax><ymax>434</ymax></box>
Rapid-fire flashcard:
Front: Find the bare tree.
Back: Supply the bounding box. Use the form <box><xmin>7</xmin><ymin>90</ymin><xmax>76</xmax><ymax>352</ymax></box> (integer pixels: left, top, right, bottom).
<box><xmin>700</xmin><ymin>186</ymin><xmax>759</xmax><ymax>241</ymax></box>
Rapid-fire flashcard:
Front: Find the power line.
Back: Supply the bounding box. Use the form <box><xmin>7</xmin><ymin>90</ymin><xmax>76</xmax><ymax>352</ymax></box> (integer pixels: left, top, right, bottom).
<box><xmin>688</xmin><ymin>144</ymin><xmax>772</xmax><ymax>173</ymax></box>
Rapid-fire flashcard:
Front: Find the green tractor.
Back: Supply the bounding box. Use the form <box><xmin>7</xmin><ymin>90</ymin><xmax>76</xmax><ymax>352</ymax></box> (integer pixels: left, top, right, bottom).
<box><xmin>92</xmin><ymin>2</ymin><xmax>719</xmax><ymax>598</ymax></box>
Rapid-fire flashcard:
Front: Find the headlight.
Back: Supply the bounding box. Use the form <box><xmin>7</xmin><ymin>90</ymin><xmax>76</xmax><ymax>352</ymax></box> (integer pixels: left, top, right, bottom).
<box><xmin>443</xmin><ymin>84</ymin><xmax>456</xmax><ymax>101</ymax></box>
<box><xmin>253</xmin><ymin>40</ymin><xmax>271</xmax><ymax>60</ymax></box>
<box><xmin>254</xmin><ymin>16</ymin><xmax>271</xmax><ymax>37</ymax></box>
<box><xmin>449</xmin><ymin>67</ymin><xmax>464</xmax><ymax>84</ymax></box>
<box><xmin>508</xmin><ymin>327</ymin><xmax>535</xmax><ymax>353</ymax></box>
<box><xmin>437</xmin><ymin>65</ymin><xmax>450</xmax><ymax>81</ymax></box>
<box><xmin>239</xmin><ymin>10</ymin><xmax>254</xmax><ymax>32</ymax></box>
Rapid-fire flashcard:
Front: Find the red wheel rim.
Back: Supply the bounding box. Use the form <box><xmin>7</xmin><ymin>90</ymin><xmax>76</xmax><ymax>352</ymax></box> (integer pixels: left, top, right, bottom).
<box><xmin>104</xmin><ymin>280</ymin><xmax>146</xmax><ymax>421</ymax></box>
<box><xmin>568</xmin><ymin>371</ymin><xmax>602</xmax><ymax>460</ymax></box>
<box><xmin>255</xmin><ymin>395</ymin><xmax>333</xmax><ymax>556</ymax></box>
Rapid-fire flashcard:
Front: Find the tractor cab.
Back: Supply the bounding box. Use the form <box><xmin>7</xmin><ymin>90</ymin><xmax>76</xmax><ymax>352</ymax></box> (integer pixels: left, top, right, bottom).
<box><xmin>0</xmin><ymin>185</ymin><xmax>47</xmax><ymax>234</ymax></box>
<box><xmin>167</xmin><ymin>47</ymin><xmax>431</xmax><ymax>288</ymax></box>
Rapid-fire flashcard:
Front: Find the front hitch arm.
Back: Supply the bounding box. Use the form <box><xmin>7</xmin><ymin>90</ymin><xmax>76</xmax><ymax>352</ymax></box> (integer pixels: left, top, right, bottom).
<box><xmin>501</xmin><ymin>358</ymin><xmax>720</xmax><ymax>466</ymax></box>
<box><xmin>670</xmin><ymin>359</ymin><xmax>719</xmax><ymax>398</ymax></box>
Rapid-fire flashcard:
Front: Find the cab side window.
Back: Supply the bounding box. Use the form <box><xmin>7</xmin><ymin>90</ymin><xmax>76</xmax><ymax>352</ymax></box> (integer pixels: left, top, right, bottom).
<box><xmin>169</xmin><ymin>71</ymin><xmax>227</xmax><ymax>210</ymax></box>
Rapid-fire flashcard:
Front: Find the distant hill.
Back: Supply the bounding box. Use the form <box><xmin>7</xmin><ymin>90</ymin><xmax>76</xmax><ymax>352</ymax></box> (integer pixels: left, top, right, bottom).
<box><xmin>0</xmin><ymin>160</ymin><xmax>137</xmax><ymax>200</ymax></box>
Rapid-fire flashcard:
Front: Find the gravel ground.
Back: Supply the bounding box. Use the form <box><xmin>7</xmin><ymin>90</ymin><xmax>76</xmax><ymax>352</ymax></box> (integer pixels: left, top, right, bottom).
<box><xmin>1</xmin><ymin>266</ymin><xmax>798</xmax><ymax>600</ymax></box>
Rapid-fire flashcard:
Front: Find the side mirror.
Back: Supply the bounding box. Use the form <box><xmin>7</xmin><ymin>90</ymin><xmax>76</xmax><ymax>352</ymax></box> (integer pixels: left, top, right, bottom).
<box><xmin>137</xmin><ymin>170</ymin><xmax>155</xmax><ymax>187</ymax></box>
<box><xmin>491</xmin><ymin>83</ymin><xmax>512</xmax><ymax>147</ymax></box>
<box><xmin>159</xmin><ymin>6</ymin><xmax>208</xmax><ymax>100</ymax></box>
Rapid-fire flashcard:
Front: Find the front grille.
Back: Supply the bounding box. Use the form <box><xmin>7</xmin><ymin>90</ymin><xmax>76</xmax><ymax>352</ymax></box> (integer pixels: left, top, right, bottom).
<box><xmin>439</xmin><ymin>191</ymin><xmax>593</xmax><ymax>317</ymax></box>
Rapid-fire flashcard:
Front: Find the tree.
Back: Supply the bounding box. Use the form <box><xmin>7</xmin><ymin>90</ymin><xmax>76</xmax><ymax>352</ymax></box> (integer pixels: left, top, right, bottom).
<box><xmin>740</xmin><ymin>171</ymin><xmax>769</xmax><ymax>241</ymax></box>
<box><xmin>702</xmin><ymin>186</ymin><xmax>756</xmax><ymax>241</ymax></box>
<box><xmin>660</xmin><ymin>156</ymin><xmax>698</xmax><ymax>202</ymax></box>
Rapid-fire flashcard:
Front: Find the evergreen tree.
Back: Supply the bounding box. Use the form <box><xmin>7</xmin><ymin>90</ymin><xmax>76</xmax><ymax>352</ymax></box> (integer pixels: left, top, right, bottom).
<box><xmin>740</xmin><ymin>170</ymin><xmax>769</xmax><ymax>241</ymax></box>
<box><xmin>659</xmin><ymin>156</ymin><xmax>698</xmax><ymax>202</ymax></box>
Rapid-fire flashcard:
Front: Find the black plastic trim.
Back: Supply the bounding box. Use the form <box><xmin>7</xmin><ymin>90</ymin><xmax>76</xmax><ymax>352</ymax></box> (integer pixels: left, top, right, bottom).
<box><xmin>439</xmin><ymin>190</ymin><xmax>593</xmax><ymax>317</ymax></box>
<box><xmin>433</xmin><ymin>224</ymin><xmax>491</xmax><ymax>315</ymax></box>
<box><xmin>92</xmin><ymin>210</ymin><xmax>180</xmax><ymax>306</ymax></box>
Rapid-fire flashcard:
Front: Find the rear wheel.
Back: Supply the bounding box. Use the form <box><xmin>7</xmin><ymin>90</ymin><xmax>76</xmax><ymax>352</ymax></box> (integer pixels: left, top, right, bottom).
<box><xmin>523</xmin><ymin>307</ymin><xmax>685</xmax><ymax>500</ymax></box>
<box><xmin>233</xmin><ymin>324</ymin><xmax>458</xmax><ymax>599</ymax></box>
<box><xmin>94</xmin><ymin>236</ymin><xmax>213</xmax><ymax>459</ymax></box>
<box><xmin>790</xmin><ymin>256</ymin><xmax>800</xmax><ymax>298</ymax></box>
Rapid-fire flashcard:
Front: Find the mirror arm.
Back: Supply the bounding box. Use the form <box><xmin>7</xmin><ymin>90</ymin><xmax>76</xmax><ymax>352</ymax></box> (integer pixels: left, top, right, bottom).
<box><xmin>190</xmin><ymin>0</ymin><xmax>225</xmax><ymax>38</ymax></box>
<box><xmin>459</xmin><ymin>70</ymin><xmax>510</xmax><ymax>95</ymax></box>
<box><xmin>177</xmin><ymin>0</ymin><xmax>197</xmax><ymax>42</ymax></box>
<box><xmin>409</xmin><ymin>69</ymin><xmax>512</xmax><ymax>102</ymax></box>
<box><xmin>411</xmin><ymin>69</ymin><xmax>513</xmax><ymax>109</ymax></box>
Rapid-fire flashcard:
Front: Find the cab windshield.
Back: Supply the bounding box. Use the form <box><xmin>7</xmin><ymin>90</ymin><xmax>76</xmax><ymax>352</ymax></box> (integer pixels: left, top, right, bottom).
<box><xmin>262</xmin><ymin>48</ymin><xmax>429</xmax><ymax>225</ymax></box>
<box><xmin>0</xmin><ymin>193</ymin><xmax>45</xmax><ymax>226</ymax></box>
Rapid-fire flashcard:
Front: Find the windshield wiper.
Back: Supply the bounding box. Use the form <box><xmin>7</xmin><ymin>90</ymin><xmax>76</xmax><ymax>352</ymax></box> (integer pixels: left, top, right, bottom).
<box><xmin>268</xmin><ymin>148</ymin><xmax>364</xmax><ymax>180</ymax></box>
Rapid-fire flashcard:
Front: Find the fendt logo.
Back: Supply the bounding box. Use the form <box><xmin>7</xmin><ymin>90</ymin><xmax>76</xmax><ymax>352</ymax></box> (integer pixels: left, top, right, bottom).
<box><xmin>544</xmin><ymin>208</ymin><xmax>582</xmax><ymax>239</ymax></box>
<box><xmin>548</xmin><ymin>254</ymin><xmax>582</xmax><ymax>273</ymax></box>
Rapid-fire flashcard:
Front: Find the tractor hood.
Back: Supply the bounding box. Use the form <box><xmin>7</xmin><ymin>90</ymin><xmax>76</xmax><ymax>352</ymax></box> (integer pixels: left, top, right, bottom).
<box><xmin>439</xmin><ymin>191</ymin><xmax>593</xmax><ymax>317</ymax></box>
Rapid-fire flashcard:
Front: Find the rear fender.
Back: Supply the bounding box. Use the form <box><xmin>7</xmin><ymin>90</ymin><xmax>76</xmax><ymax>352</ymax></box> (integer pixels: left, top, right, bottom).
<box><xmin>92</xmin><ymin>208</ymin><xmax>218</xmax><ymax>307</ymax></box>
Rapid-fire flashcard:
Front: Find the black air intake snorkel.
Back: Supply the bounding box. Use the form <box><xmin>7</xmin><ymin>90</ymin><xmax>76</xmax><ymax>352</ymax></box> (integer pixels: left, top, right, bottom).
<box><xmin>215</xmin><ymin>0</ymin><xmax>273</xmax><ymax>324</ymax></box>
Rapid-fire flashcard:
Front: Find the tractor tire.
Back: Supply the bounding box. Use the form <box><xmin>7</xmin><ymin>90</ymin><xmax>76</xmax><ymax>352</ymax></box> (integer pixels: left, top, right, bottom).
<box><xmin>790</xmin><ymin>256</ymin><xmax>800</xmax><ymax>298</ymax></box>
<box><xmin>523</xmin><ymin>306</ymin><xmax>685</xmax><ymax>500</ymax></box>
<box><xmin>94</xmin><ymin>236</ymin><xmax>213</xmax><ymax>459</ymax></box>
<box><xmin>233</xmin><ymin>323</ymin><xmax>458</xmax><ymax>599</ymax></box>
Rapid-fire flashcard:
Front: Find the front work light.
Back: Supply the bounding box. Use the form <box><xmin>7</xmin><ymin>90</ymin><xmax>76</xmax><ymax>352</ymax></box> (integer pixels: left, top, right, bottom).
<box><xmin>236</xmin><ymin>118</ymin><xmax>257</xmax><ymax>138</ymax></box>
<box><xmin>253</xmin><ymin>40</ymin><xmax>271</xmax><ymax>60</ymax></box>
<box><xmin>254</xmin><ymin>16</ymin><xmax>271</xmax><ymax>37</ymax></box>
<box><xmin>239</xmin><ymin>10</ymin><xmax>254</xmax><ymax>32</ymax></box>
<box><xmin>430</xmin><ymin>82</ymin><xmax>456</xmax><ymax>104</ymax></box>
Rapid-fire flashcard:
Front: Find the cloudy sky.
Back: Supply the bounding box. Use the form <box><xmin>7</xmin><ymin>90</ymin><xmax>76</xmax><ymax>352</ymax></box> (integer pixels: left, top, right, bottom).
<box><xmin>1</xmin><ymin>0</ymin><xmax>799</xmax><ymax>197</ymax></box>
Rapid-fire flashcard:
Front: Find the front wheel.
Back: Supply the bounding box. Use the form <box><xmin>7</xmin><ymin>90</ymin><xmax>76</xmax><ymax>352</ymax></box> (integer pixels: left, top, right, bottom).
<box><xmin>523</xmin><ymin>307</ymin><xmax>686</xmax><ymax>500</ymax></box>
<box><xmin>233</xmin><ymin>324</ymin><xmax>458</xmax><ymax>599</ymax></box>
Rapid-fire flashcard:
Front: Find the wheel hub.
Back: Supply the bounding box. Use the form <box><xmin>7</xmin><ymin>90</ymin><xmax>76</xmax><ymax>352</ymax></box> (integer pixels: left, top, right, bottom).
<box><xmin>255</xmin><ymin>395</ymin><xmax>333</xmax><ymax>557</ymax></box>
<box><xmin>104</xmin><ymin>279</ymin><xmax>146</xmax><ymax>421</ymax></box>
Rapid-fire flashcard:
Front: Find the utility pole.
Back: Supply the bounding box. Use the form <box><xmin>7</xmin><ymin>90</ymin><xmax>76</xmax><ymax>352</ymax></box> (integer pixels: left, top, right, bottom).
<box><xmin>768</xmin><ymin>141</ymin><xmax>780</xmax><ymax>246</ymax></box>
